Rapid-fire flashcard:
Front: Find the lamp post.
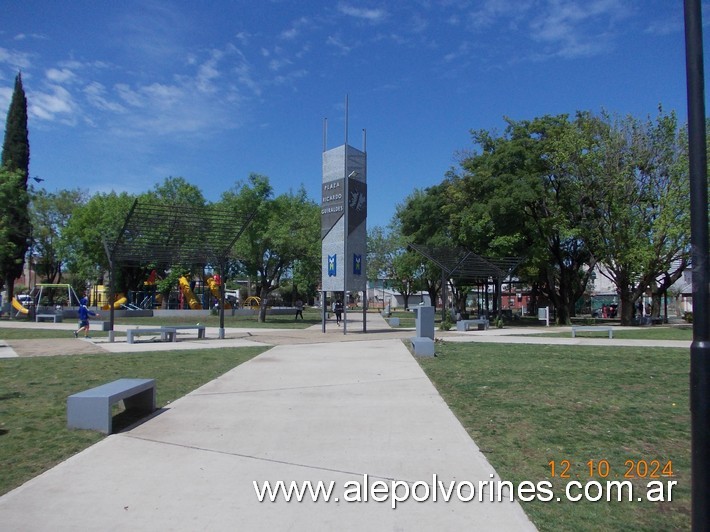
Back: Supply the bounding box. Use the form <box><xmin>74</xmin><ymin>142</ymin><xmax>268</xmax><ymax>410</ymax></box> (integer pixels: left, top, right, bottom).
<box><xmin>684</xmin><ymin>0</ymin><xmax>710</xmax><ymax>528</ymax></box>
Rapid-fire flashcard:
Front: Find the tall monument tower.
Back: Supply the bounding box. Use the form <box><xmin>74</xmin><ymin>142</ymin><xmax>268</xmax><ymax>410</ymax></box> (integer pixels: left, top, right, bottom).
<box><xmin>321</xmin><ymin>112</ymin><xmax>367</xmax><ymax>332</ymax></box>
<box><xmin>321</xmin><ymin>144</ymin><xmax>367</xmax><ymax>293</ymax></box>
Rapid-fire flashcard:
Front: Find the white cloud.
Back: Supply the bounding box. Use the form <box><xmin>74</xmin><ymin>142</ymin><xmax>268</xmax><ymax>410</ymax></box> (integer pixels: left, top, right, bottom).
<box><xmin>195</xmin><ymin>49</ymin><xmax>225</xmax><ymax>94</ymax></box>
<box><xmin>273</xmin><ymin>68</ymin><xmax>308</xmax><ymax>87</ymax></box>
<box><xmin>526</xmin><ymin>0</ymin><xmax>631</xmax><ymax>58</ymax></box>
<box><xmin>467</xmin><ymin>0</ymin><xmax>531</xmax><ymax>30</ymax></box>
<box><xmin>14</xmin><ymin>33</ymin><xmax>47</xmax><ymax>41</ymax></box>
<box><xmin>0</xmin><ymin>47</ymin><xmax>33</xmax><ymax>70</ymax></box>
<box><xmin>269</xmin><ymin>57</ymin><xmax>293</xmax><ymax>72</ymax></box>
<box><xmin>280</xmin><ymin>16</ymin><xmax>313</xmax><ymax>41</ymax></box>
<box><xmin>281</xmin><ymin>27</ymin><xmax>299</xmax><ymax>40</ymax></box>
<box><xmin>234</xmin><ymin>61</ymin><xmax>262</xmax><ymax>98</ymax></box>
<box><xmin>46</xmin><ymin>68</ymin><xmax>76</xmax><ymax>84</ymax></box>
<box><xmin>30</xmin><ymin>84</ymin><xmax>77</xmax><ymax>124</ymax></box>
<box><xmin>0</xmin><ymin>86</ymin><xmax>12</xmax><ymax>111</ymax></box>
<box><xmin>644</xmin><ymin>17</ymin><xmax>683</xmax><ymax>36</ymax></box>
<box><xmin>115</xmin><ymin>83</ymin><xmax>144</xmax><ymax>107</ymax></box>
<box><xmin>326</xmin><ymin>33</ymin><xmax>352</xmax><ymax>54</ymax></box>
<box><xmin>443</xmin><ymin>41</ymin><xmax>473</xmax><ymax>63</ymax></box>
<box><xmin>337</xmin><ymin>3</ymin><xmax>388</xmax><ymax>23</ymax></box>
<box><xmin>140</xmin><ymin>83</ymin><xmax>185</xmax><ymax>108</ymax></box>
<box><xmin>84</xmin><ymin>82</ymin><xmax>125</xmax><ymax>112</ymax></box>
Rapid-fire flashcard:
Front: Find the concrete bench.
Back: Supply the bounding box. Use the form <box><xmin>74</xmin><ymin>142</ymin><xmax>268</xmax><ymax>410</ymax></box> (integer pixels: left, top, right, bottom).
<box><xmin>162</xmin><ymin>325</ymin><xmax>206</xmax><ymax>341</ymax></box>
<box><xmin>67</xmin><ymin>378</ymin><xmax>156</xmax><ymax>434</ymax></box>
<box><xmin>126</xmin><ymin>325</ymin><xmax>206</xmax><ymax>344</ymax></box>
<box><xmin>571</xmin><ymin>325</ymin><xmax>614</xmax><ymax>339</ymax></box>
<box><xmin>456</xmin><ymin>319</ymin><xmax>489</xmax><ymax>331</ymax></box>
<box><xmin>36</xmin><ymin>313</ymin><xmax>62</xmax><ymax>323</ymax></box>
<box><xmin>126</xmin><ymin>327</ymin><xmax>174</xmax><ymax>344</ymax></box>
<box><xmin>411</xmin><ymin>336</ymin><xmax>435</xmax><ymax>357</ymax></box>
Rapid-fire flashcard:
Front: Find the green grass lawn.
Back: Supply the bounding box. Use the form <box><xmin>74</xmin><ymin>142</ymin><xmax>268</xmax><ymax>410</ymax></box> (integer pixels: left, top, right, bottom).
<box><xmin>0</xmin><ymin>346</ymin><xmax>267</xmax><ymax>495</ymax></box>
<box><xmin>0</xmin><ymin>322</ymin><xmax>692</xmax><ymax>529</ymax></box>
<box><xmin>417</xmin><ymin>342</ymin><xmax>690</xmax><ymax>531</ymax></box>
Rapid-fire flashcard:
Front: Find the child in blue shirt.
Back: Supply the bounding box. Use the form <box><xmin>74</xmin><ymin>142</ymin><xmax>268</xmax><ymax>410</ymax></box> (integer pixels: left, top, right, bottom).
<box><xmin>74</xmin><ymin>297</ymin><xmax>100</xmax><ymax>338</ymax></box>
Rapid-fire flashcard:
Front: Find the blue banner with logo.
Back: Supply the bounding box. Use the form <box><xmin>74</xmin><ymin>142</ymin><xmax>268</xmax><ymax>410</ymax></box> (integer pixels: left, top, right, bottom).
<box><xmin>353</xmin><ymin>254</ymin><xmax>362</xmax><ymax>275</ymax></box>
<box><xmin>328</xmin><ymin>254</ymin><xmax>337</xmax><ymax>277</ymax></box>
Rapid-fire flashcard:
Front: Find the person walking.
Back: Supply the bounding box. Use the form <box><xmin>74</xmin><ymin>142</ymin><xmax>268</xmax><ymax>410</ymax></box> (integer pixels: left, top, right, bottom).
<box><xmin>295</xmin><ymin>298</ymin><xmax>304</xmax><ymax>320</ymax></box>
<box><xmin>74</xmin><ymin>297</ymin><xmax>100</xmax><ymax>338</ymax></box>
<box><xmin>334</xmin><ymin>299</ymin><xmax>343</xmax><ymax>326</ymax></box>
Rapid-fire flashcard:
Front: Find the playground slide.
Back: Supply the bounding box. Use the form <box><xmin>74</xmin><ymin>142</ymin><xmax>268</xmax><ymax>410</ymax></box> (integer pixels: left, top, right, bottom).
<box><xmin>102</xmin><ymin>296</ymin><xmax>127</xmax><ymax>310</ymax></box>
<box><xmin>179</xmin><ymin>276</ymin><xmax>202</xmax><ymax>310</ymax></box>
<box><xmin>206</xmin><ymin>277</ymin><xmax>231</xmax><ymax>309</ymax></box>
<box><xmin>11</xmin><ymin>297</ymin><xmax>29</xmax><ymax>314</ymax></box>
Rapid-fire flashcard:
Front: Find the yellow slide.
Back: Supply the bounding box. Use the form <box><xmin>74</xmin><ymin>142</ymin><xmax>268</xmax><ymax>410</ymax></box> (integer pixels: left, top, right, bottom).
<box><xmin>11</xmin><ymin>297</ymin><xmax>29</xmax><ymax>314</ymax></box>
<box><xmin>206</xmin><ymin>277</ymin><xmax>231</xmax><ymax>309</ymax></box>
<box><xmin>101</xmin><ymin>296</ymin><xmax>127</xmax><ymax>310</ymax></box>
<box><xmin>179</xmin><ymin>276</ymin><xmax>202</xmax><ymax>310</ymax></box>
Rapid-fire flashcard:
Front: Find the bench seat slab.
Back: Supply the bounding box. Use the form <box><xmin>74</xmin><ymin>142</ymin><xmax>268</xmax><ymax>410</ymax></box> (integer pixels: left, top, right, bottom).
<box><xmin>67</xmin><ymin>378</ymin><xmax>156</xmax><ymax>434</ymax></box>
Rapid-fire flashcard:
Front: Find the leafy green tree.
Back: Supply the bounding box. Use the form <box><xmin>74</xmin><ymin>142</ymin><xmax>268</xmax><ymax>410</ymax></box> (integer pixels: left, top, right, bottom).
<box><xmin>141</xmin><ymin>176</ymin><xmax>206</xmax><ymax>207</ymax></box>
<box><xmin>0</xmin><ymin>72</ymin><xmax>31</xmax><ymax>302</ymax></box>
<box><xmin>1</xmin><ymin>73</ymin><xmax>29</xmax><ymax>174</ymax></box>
<box><xmin>389</xmin><ymin>251</ymin><xmax>422</xmax><ymax>310</ymax></box>
<box><xmin>61</xmin><ymin>191</ymin><xmax>136</xmax><ymax>292</ymax></box>
<box><xmin>220</xmin><ymin>174</ymin><xmax>319</xmax><ymax>322</ymax></box>
<box><xmin>30</xmin><ymin>188</ymin><xmax>86</xmax><ymax>284</ymax></box>
<box><xmin>366</xmin><ymin>225</ymin><xmax>395</xmax><ymax>283</ymax></box>
<box><xmin>290</xmin><ymin>255</ymin><xmax>321</xmax><ymax>305</ymax></box>
<box><xmin>574</xmin><ymin>111</ymin><xmax>690</xmax><ymax>325</ymax></box>
<box><xmin>396</xmin><ymin>185</ymin><xmax>450</xmax><ymax>310</ymax></box>
<box><xmin>0</xmin><ymin>168</ymin><xmax>30</xmax><ymax>301</ymax></box>
<box><xmin>452</xmin><ymin>115</ymin><xmax>595</xmax><ymax>324</ymax></box>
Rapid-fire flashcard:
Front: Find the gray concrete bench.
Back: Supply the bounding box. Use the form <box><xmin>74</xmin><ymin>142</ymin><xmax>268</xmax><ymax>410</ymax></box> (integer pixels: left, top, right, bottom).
<box><xmin>411</xmin><ymin>336</ymin><xmax>435</xmax><ymax>357</ymax></box>
<box><xmin>162</xmin><ymin>325</ymin><xmax>206</xmax><ymax>341</ymax></box>
<box><xmin>126</xmin><ymin>327</ymin><xmax>174</xmax><ymax>344</ymax></box>
<box><xmin>67</xmin><ymin>378</ymin><xmax>156</xmax><ymax>434</ymax></box>
<box><xmin>456</xmin><ymin>319</ymin><xmax>489</xmax><ymax>331</ymax></box>
<box><xmin>571</xmin><ymin>325</ymin><xmax>614</xmax><ymax>339</ymax></box>
<box><xmin>36</xmin><ymin>313</ymin><xmax>62</xmax><ymax>323</ymax></box>
<box><xmin>126</xmin><ymin>325</ymin><xmax>206</xmax><ymax>344</ymax></box>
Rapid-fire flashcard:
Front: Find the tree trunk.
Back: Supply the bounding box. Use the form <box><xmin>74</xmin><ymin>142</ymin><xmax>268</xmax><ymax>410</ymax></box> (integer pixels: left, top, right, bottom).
<box><xmin>556</xmin><ymin>300</ymin><xmax>571</xmax><ymax>325</ymax></box>
<box><xmin>650</xmin><ymin>281</ymin><xmax>662</xmax><ymax>319</ymax></box>
<box><xmin>258</xmin><ymin>285</ymin><xmax>270</xmax><ymax>322</ymax></box>
<box><xmin>619</xmin><ymin>292</ymin><xmax>636</xmax><ymax>326</ymax></box>
<box><xmin>425</xmin><ymin>280</ymin><xmax>439</xmax><ymax>310</ymax></box>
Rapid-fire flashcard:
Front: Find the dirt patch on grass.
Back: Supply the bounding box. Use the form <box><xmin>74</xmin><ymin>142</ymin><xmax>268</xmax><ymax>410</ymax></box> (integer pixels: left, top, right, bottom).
<box><xmin>9</xmin><ymin>338</ymin><xmax>107</xmax><ymax>357</ymax></box>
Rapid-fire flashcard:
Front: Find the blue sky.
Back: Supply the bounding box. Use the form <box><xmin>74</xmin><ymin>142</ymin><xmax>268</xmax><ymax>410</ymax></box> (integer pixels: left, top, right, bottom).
<box><xmin>0</xmin><ymin>1</ymin><xmax>704</xmax><ymax>229</ymax></box>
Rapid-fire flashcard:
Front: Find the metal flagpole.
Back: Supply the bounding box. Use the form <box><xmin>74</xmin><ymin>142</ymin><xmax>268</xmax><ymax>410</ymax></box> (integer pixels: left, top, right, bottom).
<box><xmin>363</xmin><ymin>127</ymin><xmax>367</xmax><ymax>333</ymax></box>
<box><xmin>343</xmin><ymin>94</ymin><xmax>349</xmax><ymax>335</ymax></box>
<box><xmin>322</xmin><ymin>117</ymin><xmax>327</xmax><ymax>334</ymax></box>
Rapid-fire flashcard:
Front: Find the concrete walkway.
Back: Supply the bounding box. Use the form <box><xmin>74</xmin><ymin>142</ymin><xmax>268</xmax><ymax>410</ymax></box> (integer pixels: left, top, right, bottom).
<box><xmin>0</xmin><ymin>314</ymin><xmax>536</xmax><ymax>531</ymax></box>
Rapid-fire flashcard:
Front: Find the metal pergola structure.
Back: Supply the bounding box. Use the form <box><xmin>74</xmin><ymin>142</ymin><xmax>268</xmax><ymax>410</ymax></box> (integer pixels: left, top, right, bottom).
<box><xmin>103</xmin><ymin>200</ymin><xmax>256</xmax><ymax>341</ymax></box>
<box><xmin>408</xmin><ymin>243</ymin><xmax>522</xmax><ymax>320</ymax></box>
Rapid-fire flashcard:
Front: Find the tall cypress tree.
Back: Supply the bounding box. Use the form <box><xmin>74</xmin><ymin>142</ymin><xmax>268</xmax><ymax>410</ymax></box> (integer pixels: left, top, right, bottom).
<box><xmin>2</xmin><ymin>73</ymin><xmax>30</xmax><ymax>174</ymax></box>
<box><xmin>0</xmin><ymin>72</ymin><xmax>31</xmax><ymax>305</ymax></box>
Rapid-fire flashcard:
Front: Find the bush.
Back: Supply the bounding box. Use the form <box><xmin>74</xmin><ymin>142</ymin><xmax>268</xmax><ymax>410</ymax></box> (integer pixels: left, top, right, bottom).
<box><xmin>439</xmin><ymin>315</ymin><xmax>454</xmax><ymax>331</ymax></box>
<box><xmin>684</xmin><ymin>311</ymin><xmax>693</xmax><ymax>323</ymax></box>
